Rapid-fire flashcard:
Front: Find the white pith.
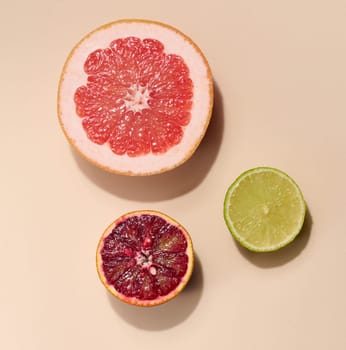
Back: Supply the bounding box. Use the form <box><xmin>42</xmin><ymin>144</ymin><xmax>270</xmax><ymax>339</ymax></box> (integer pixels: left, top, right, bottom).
<box><xmin>59</xmin><ymin>20</ymin><xmax>212</xmax><ymax>175</ymax></box>
<box><xmin>135</xmin><ymin>250</ymin><xmax>153</xmax><ymax>268</ymax></box>
<box><xmin>124</xmin><ymin>84</ymin><xmax>150</xmax><ymax>112</ymax></box>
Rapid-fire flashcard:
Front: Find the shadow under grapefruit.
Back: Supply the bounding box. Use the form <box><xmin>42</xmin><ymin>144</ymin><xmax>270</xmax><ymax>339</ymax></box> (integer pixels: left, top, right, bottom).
<box><xmin>72</xmin><ymin>81</ymin><xmax>224</xmax><ymax>201</ymax></box>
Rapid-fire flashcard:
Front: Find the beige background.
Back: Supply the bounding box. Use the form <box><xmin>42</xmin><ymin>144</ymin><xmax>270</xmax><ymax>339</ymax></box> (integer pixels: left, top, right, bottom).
<box><xmin>1</xmin><ymin>0</ymin><xmax>346</xmax><ymax>349</ymax></box>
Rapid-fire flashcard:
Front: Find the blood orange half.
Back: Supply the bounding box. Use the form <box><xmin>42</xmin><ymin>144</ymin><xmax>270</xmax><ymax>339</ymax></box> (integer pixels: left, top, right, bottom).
<box><xmin>58</xmin><ymin>19</ymin><xmax>213</xmax><ymax>175</ymax></box>
<box><xmin>96</xmin><ymin>210</ymin><xmax>194</xmax><ymax>306</ymax></box>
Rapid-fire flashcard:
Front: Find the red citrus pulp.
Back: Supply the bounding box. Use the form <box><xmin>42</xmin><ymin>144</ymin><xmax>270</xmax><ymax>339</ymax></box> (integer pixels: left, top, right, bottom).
<box><xmin>96</xmin><ymin>210</ymin><xmax>194</xmax><ymax>306</ymax></box>
<box><xmin>58</xmin><ymin>19</ymin><xmax>213</xmax><ymax>175</ymax></box>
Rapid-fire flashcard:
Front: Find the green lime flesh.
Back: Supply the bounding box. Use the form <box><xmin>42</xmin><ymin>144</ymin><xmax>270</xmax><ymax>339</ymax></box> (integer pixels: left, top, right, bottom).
<box><xmin>223</xmin><ymin>167</ymin><xmax>306</xmax><ymax>252</ymax></box>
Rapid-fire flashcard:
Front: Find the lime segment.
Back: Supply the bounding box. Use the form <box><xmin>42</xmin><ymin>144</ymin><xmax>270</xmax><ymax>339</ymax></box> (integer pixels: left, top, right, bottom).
<box><xmin>223</xmin><ymin>167</ymin><xmax>306</xmax><ymax>252</ymax></box>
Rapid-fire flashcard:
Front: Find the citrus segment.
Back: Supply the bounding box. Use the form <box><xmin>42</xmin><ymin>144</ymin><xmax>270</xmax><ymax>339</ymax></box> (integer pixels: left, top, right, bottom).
<box><xmin>223</xmin><ymin>167</ymin><xmax>306</xmax><ymax>252</ymax></box>
<box><xmin>96</xmin><ymin>210</ymin><xmax>194</xmax><ymax>306</ymax></box>
<box><xmin>58</xmin><ymin>19</ymin><xmax>213</xmax><ymax>175</ymax></box>
<box><xmin>73</xmin><ymin>37</ymin><xmax>193</xmax><ymax>156</ymax></box>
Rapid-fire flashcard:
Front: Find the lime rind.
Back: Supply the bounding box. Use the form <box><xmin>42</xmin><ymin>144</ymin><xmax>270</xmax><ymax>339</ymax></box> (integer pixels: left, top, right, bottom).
<box><xmin>223</xmin><ymin>167</ymin><xmax>306</xmax><ymax>252</ymax></box>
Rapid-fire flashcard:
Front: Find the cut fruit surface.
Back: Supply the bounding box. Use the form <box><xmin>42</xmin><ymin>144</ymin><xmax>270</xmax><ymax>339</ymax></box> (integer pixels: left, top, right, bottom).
<box><xmin>96</xmin><ymin>210</ymin><xmax>194</xmax><ymax>306</ymax></box>
<box><xmin>58</xmin><ymin>19</ymin><xmax>213</xmax><ymax>175</ymax></box>
<box><xmin>223</xmin><ymin>167</ymin><xmax>306</xmax><ymax>252</ymax></box>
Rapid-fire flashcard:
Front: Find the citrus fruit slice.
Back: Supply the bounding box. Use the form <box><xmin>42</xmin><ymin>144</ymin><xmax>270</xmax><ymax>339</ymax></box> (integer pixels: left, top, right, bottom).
<box><xmin>223</xmin><ymin>167</ymin><xmax>306</xmax><ymax>252</ymax></box>
<box><xmin>96</xmin><ymin>210</ymin><xmax>194</xmax><ymax>306</ymax></box>
<box><xmin>58</xmin><ymin>19</ymin><xmax>213</xmax><ymax>175</ymax></box>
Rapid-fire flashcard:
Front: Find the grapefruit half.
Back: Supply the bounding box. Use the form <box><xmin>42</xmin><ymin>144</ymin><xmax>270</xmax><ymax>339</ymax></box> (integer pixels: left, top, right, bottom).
<box><xmin>96</xmin><ymin>210</ymin><xmax>194</xmax><ymax>306</ymax></box>
<box><xmin>58</xmin><ymin>19</ymin><xmax>213</xmax><ymax>175</ymax></box>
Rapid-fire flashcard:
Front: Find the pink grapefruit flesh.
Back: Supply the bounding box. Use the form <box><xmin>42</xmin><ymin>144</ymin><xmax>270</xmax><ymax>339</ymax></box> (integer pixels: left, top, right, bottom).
<box><xmin>74</xmin><ymin>37</ymin><xmax>192</xmax><ymax>156</ymax></box>
<box><xmin>96</xmin><ymin>210</ymin><xmax>194</xmax><ymax>306</ymax></box>
<box><xmin>58</xmin><ymin>19</ymin><xmax>213</xmax><ymax>175</ymax></box>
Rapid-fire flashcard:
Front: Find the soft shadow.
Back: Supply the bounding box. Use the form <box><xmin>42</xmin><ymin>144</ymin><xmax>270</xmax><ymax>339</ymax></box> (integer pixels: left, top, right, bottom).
<box><xmin>72</xmin><ymin>82</ymin><xmax>224</xmax><ymax>201</ymax></box>
<box><xmin>236</xmin><ymin>207</ymin><xmax>313</xmax><ymax>268</ymax></box>
<box><xmin>107</xmin><ymin>254</ymin><xmax>203</xmax><ymax>330</ymax></box>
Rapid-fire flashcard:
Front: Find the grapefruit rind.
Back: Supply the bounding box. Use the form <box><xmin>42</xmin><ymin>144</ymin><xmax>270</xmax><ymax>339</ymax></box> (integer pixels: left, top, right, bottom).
<box><xmin>58</xmin><ymin>19</ymin><xmax>213</xmax><ymax>176</ymax></box>
<box><xmin>223</xmin><ymin>167</ymin><xmax>306</xmax><ymax>252</ymax></box>
<box><xmin>96</xmin><ymin>210</ymin><xmax>194</xmax><ymax>307</ymax></box>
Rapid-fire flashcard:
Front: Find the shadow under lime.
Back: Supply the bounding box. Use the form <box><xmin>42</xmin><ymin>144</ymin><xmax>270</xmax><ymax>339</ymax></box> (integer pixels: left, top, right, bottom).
<box><xmin>235</xmin><ymin>207</ymin><xmax>313</xmax><ymax>268</ymax></box>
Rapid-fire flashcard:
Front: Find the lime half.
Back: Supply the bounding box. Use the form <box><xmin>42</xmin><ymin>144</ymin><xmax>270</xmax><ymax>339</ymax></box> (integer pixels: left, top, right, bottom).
<box><xmin>223</xmin><ymin>167</ymin><xmax>306</xmax><ymax>252</ymax></box>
